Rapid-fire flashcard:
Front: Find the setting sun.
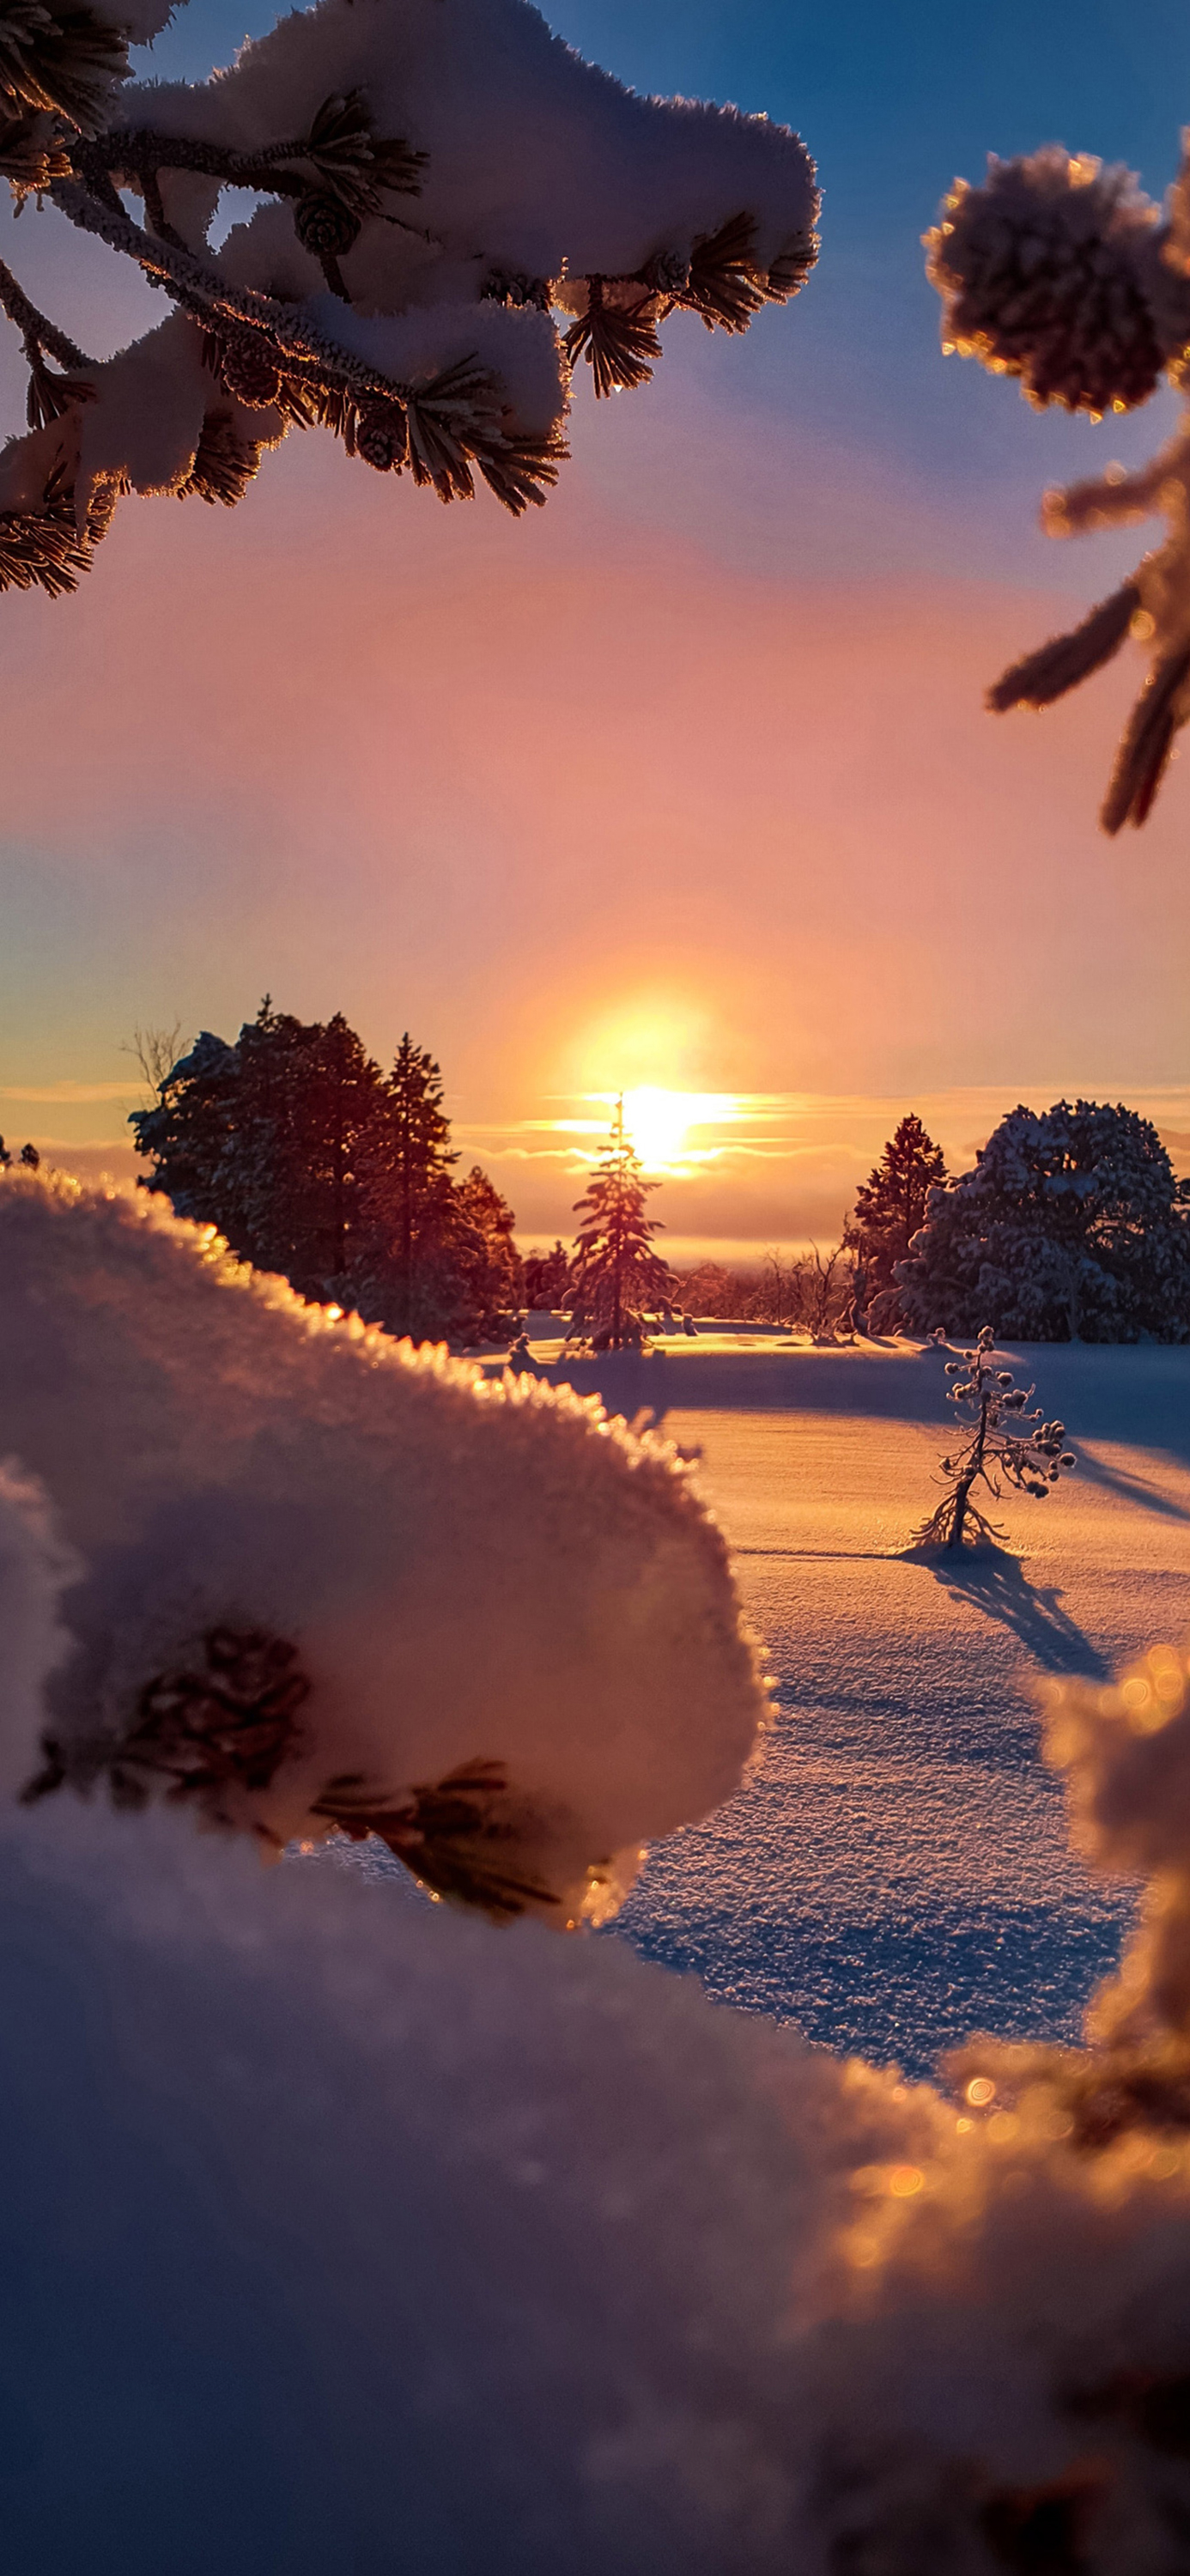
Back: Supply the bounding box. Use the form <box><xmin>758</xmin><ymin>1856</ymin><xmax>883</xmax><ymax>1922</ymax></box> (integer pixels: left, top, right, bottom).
<box><xmin>619</xmin><ymin>1089</ymin><xmax>740</xmax><ymax>1171</ymax></box>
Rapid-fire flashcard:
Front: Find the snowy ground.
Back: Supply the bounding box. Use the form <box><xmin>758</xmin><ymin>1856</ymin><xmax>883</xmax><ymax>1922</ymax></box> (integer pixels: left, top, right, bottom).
<box><xmin>492</xmin><ymin>1338</ymin><xmax>1190</xmax><ymax>2078</ymax></box>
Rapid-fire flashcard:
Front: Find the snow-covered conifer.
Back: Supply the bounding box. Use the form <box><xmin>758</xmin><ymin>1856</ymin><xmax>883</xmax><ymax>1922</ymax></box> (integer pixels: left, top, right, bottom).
<box><xmin>913</xmin><ymin>1324</ymin><xmax>1077</xmax><ymax>1552</ymax></box>
<box><xmin>446</xmin><ymin>1163</ymin><xmax>522</xmax><ymax>1339</ymax></box>
<box><xmin>846</xmin><ymin>1114</ymin><xmax>947</xmax><ymax>1329</ymax></box>
<box><xmin>896</xmin><ymin>1098</ymin><xmax>1190</xmax><ymax>1344</ymax></box>
<box><xmin>522</xmin><ymin>1238</ymin><xmax>570</xmax><ymax>1311</ymax></box>
<box><xmin>926</xmin><ymin>137</ymin><xmax>1190</xmax><ymax>828</ymax></box>
<box><xmin>0</xmin><ymin>0</ymin><xmax>818</xmax><ymax>597</ymax></box>
<box><xmin>375</xmin><ymin>1028</ymin><xmax>458</xmax><ymax>1336</ymax></box>
<box><xmin>133</xmin><ymin>999</ymin><xmax>397</xmax><ymax>1303</ymax></box>
<box><xmin>569</xmin><ymin>1097</ymin><xmax>675</xmax><ymax>1351</ymax></box>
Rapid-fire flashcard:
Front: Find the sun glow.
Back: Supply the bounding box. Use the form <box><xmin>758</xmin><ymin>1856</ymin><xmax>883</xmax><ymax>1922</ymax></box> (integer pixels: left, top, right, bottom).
<box><xmin>619</xmin><ymin>1089</ymin><xmax>741</xmax><ymax>1172</ymax></box>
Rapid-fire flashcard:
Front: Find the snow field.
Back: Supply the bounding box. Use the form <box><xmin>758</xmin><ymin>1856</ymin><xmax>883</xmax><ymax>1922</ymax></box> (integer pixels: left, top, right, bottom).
<box><xmin>613</xmin><ymin>1369</ymin><xmax>1190</xmax><ymax>2069</ymax></box>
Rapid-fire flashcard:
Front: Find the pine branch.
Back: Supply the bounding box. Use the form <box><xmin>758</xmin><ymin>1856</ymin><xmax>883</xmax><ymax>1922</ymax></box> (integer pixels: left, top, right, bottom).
<box><xmin>1102</xmin><ymin>642</ymin><xmax>1190</xmax><ymax>833</ymax></box>
<box><xmin>988</xmin><ymin>580</ymin><xmax>1142</xmax><ymax>713</ymax></box>
<box><xmin>98</xmin><ymin>95</ymin><xmax>427</xmax><ymax>216</ymax></box>
<box><xmin>0</xmin><ymin>250</ymin><xmax>91</xmax><ymax>370</ymax></box>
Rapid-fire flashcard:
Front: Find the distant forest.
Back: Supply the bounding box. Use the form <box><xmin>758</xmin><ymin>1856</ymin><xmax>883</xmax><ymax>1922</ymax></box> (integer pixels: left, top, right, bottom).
<box><xmin>127</xmin><ymin>1005</ymin><xmax>1190</xmax><ymax>1346</ymax></box>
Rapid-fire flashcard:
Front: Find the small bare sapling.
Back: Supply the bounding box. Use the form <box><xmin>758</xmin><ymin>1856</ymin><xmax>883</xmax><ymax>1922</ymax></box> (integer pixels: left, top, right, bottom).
<box><xmin>914</xmin><ymin>1326</ymin><xmax>1076</xmax><ymax>1552</ymax></box>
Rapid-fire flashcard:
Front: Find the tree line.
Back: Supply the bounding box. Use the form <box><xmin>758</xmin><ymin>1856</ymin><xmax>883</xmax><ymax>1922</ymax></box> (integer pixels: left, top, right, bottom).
<box><xmin>124</xmin><ymin>1004</ymin><xmax>1190</xmax><ymax>1346</ymax></box>
<box><xmin>130</xmin><ymin>1001</ymin><xmax>674</xmax><ymax>1350</ymax></box>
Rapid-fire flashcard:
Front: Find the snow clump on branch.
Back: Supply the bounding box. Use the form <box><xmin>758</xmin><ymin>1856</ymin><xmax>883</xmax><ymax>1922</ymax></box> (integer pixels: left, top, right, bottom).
<box><xmin>0</xmin><ymin>1170</ymin><xmax>767</xmax><ymax>1923</ymax></box>
<box><xmin>0</xmin><ymin>0</ymin><xmax>818</xmax><ymax>592</ymax></box>
<box><xmin>926</xmin><ymin>136</ymin><xmax>1190</xmax><ymax>830</ymax></box>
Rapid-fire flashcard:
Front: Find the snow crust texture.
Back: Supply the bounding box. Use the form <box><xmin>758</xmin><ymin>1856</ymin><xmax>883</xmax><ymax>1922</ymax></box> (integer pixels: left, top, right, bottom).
<box><xmin>0</xmin><ymin>1173</ymin><xmax>766</xmax><ymax>1921</ymax></box>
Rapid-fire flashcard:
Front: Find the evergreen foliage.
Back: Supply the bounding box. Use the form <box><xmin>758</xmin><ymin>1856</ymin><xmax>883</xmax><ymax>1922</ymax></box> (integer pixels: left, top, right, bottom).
<box><xmin>896</xmin><ymin>1099</ymin><xmax>1190</xmax><ymax>1343</ymax></box>
<box><xmin>131</xmin><ymin>999</ymin><xmax>517</xmax><ymax>1343</ymax></box>
<box><xmin>926</xmin><ymin>136</ymin><xmax>1190</xmax><ymax>828</ymax></box>
<box><xmin>0</xmin><ymin>1135</ymin><xmax>39</xmax><ymax>1168</ymax></box>
<box><xmin>522</xmin><ymin>1240</ymin><xmax>570</xmax><ymax>1310</ymax></box>
<box><xmin>379</xmin><ymin>1032</ymin><xmax>457</xmax><ymax>1338</ymax></box>
<box><xmin>846</xmin><ymin>1114</ymin><xmax>948</xmax><ymax>1325</ymax></box>
<box><xmin>914</xmin><ymin>1326</ymin><xmax>1078</xmax><ymax>1552</ymax></box>
<box><xmin>447</xmin><ymin>1164</ymin><xmax>522</xmax><ymax>1339</ymax></box>
<box><xmin>0</xmin><ymin>0</ymin><xmax>818</xmax><ymax>598</ymax></box>
<box><xmin>569</xmin><ymin>1099</ymin><xmax>674</xmax><ymax>1350</ymax></box>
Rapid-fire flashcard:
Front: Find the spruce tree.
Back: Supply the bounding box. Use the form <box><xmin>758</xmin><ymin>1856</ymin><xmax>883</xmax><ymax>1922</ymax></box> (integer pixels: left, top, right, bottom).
<box><xmin>131</xmin><ymin>999</ymin><xmax>392</xmax><ymax>1303</ymax></box>
<box><xmin>569</xmin><ymin>1100</ymin><xmax>674</xmax><ymax>1350</ymax></box>
<box><xmin>846</xmin><ymin>1115</ymin><xmax>948</xmax><ymax>1322</ymax></box>
<box><xmin>379</xmin><ymin>1035</ymin><xmax>458</xmax><ymax>1339</ymax></box>
<box><xmin>447</xmin><ymin>1167</ymin><xmax>523</xmax><ymax>1339</ymax></box>
<box><xmin>896</xmin><ymin>1100</ymin><xmax>1190</xmax><ymax>1343</ymax></box>
<box><xmin>523</xmin><ymin>1242</ymin><xmax>571</xmax><ymax>1310</ymax></box>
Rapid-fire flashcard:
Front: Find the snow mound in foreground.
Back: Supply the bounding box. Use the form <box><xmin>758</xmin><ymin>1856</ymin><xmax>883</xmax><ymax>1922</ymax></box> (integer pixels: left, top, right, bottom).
<box><xmin>0</xmin><ymin>1173</ymin><xmax>765</xmax><ymax>1920</ymax></box>
<box><xmin>8</xmin><ymin>1783</ymin><xmax>1190</xmax><ymax>2573</ymax></box>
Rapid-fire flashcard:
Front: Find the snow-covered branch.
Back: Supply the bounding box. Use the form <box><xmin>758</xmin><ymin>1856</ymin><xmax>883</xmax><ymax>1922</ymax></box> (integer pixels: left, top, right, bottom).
<box><xmin>0</xmin><ymin>0</ymin><xmax>818</xmax><ymax>592</ymax></box>
<box><xmin>0</xmin><ymin>1170</ymin><xmax>767</xmax><ymax>1923</ymax></box>
<box><xmin>926</xmin><ymin>138</ymin><xmax>1190</xmax><ymax>829</ymax></box>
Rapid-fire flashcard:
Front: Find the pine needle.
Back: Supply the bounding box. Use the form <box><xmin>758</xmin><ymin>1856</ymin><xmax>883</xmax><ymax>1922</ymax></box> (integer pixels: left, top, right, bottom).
<box><xmin>313</xmin><ymin>1759</ymin><xmax>563</xmax><ymax>1919</ymax></box>
<box><xmin>477</xmin><ymin>428</ymin><xmax>568</xmax><ymax>514</ymax></box>
<box><xmin>679</xmin><ymin>212</ymin><xmax>768</xmax><ymax>332</ymax></box>
<box><xmin>988</xmin><ymin>580</ymin><xmax>1142</xmax><ymax>713</ymax></box>
<box><xmin>1102</xmin><ymin>642</ymin><xmax>1190</xmax><ymax>833</ymax></box>
<box><xmin>178</xmin><ymin>410</ymin><xmax>262</xmax><ymax>507</ymax></box>
<box><xmin>0</xmin><ymin>0</ymin><xmax>127</xmax><ymax>137</ymax></box>
<box><xmin>563</xmin><ymin>283</ymin><xmax>661</xmax><ymax>396</ymax></box>
<box><xmin>0</xmin><ymin>457</ymin><xmax>92</xmax><ymax>596</ymax></box>
<box><xmin>21</xmin><ymin>1624</ymin><xmax>309</xmax><ymax>1820</ymax></box>
<box><xmin>765</xmin><ymin>228</ymin><xmax>818</xmax><ymax>302</ymax></box>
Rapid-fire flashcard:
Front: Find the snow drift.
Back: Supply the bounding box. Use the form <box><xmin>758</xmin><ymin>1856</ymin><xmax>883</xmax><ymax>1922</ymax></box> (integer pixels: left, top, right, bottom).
<box><xmin>0</xmin><ymin>1171</ymin><xmax>767</xmax><ymax>1920</ymax></box>
<box><xmin>7</xmin><ymin>1180</ymin><xmax>1190</xmax><ymax>2564</ymax></box>
<box><xmin>6</xmin><ymin>1627</ymin><xmax>1190</xmax><ymax>2570</ymax></box>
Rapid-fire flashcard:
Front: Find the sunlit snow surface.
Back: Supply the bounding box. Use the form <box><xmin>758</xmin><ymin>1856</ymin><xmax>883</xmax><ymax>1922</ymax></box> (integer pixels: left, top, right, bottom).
<box><xmin>606</xmin><ymin>1344</ymin><xmax>1190</xmax><ymax>2077</ymax></box>
<box><xmin>328</xmin><ymin>1343</ymin><xmax>1190</xmax><ymax>2083</ymax></box>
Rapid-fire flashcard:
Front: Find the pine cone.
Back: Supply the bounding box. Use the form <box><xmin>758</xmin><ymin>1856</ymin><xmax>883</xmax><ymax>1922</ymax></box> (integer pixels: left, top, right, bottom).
<box><xmin>294</xmin><ymin>190</ymin><xmax>362</xmax><ymax>260</ymax></box>
<box><xmin>218</xmin><ymin>334</ymin><xmax>283</xmax><ymax>410</ymax></box>
<box><xmin>355</xmin><ymin>402</ymin><xmax>407</xmax><ymax>471</ymax></box>
<box><xmin>927</xmin><ymin>148</ymin><xmax>1168</xmax><ymax>415</ymax></box>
